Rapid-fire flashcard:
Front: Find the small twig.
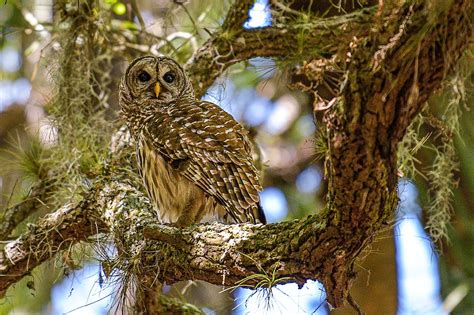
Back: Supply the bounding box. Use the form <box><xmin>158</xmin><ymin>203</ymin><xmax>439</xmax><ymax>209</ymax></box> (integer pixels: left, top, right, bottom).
<box><xmin>347</xmin><ymin>293</ymin><xmax>365</xmax><ymax>315</ymax></box>
<box><xmin>271</xmin><ymin>0</ymin><xmax>307</xmax><ymax>17</ymax></box>
<box><xmin>130</xmin><ymin>0</ymin><xmax>146</xmax><ymax>31</ymax></box>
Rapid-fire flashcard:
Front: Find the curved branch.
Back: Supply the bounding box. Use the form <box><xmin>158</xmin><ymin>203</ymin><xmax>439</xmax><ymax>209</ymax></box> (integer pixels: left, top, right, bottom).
<box><xmin>186</xmin><ymin>7</ymin><xmax>376</xmax><ymax>97</ymax></box>
<box><xmin>321</xmin><ymin>0</ymin><xmax>472</xmax><ymax>306</ymax></box>
<box><xmin>0</xmin><ymin>182</ymin><xmax>336</xmax><ymax>303</ymax></box>
<box><xmin>0</xmin><ymin>184</ymin><xmax>110</xmax><ymax>298</ymax></box>
<box><xmin>0</xmin><ymin>181</ymin><xmax>51</xmax><ymax>240</ymax></box>
<box><xmin>140</xmin><ymin>214</ymin><xmax>332</xmax><ymax>287</ymax></box>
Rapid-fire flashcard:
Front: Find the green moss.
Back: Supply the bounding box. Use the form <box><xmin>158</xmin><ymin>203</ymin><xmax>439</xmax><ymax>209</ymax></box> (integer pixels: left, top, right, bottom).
<box><xmin>397</xmin><ymin>57</ymin><xmax>470</xmax><ymax>243</ymax></box>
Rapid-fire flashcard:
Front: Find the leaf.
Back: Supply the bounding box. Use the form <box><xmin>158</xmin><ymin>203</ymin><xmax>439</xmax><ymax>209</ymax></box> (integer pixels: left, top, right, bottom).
<box><xmin>113</xmin><ymin>2</ymin><xmax>126</xmax><ymax>15</ymax></box>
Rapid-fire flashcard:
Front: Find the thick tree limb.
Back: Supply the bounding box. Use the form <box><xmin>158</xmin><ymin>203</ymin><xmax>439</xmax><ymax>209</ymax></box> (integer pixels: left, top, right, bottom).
<box><xmin>320</xmin><ymin>0</ymin><xmax>473</xmax><ymax>306</ymax></box>
<box><xmin>0</xmin><ymin>182</ymin><xmax>329</xmax><ymax>302</ymax></box>
<box><xmin>187</xmin><ymin>6</ymin><xmax>376</xmax><ymax>97</ymax></box>
<box><xmin>141</xmin><ymin>214</ymin><xmax>329</xmax><ymax>286</ymax></box>
<box><xmin>0</xmin><ymin>183</ymin><xmax>111</xmax><ymax>298</ymax></box>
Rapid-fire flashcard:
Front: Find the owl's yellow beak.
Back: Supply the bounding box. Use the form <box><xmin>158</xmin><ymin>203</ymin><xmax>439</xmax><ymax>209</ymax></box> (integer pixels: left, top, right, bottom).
<box><xmin>154</xmin><ymin>82</ymin><xmax>161</xmax><ymax>97</ymax></box>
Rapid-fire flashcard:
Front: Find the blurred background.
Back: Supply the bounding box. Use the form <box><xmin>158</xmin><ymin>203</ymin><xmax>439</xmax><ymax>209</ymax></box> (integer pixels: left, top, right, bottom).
<box><xmin>0</xmin><ymin>0</ymin><xmax>472</xmax><ymax>314</ymax></box>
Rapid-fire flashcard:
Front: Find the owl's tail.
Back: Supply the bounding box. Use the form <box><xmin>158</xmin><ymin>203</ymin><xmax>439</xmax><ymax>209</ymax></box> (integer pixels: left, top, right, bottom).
<box><xmin>225</xmin><ymin>203</ymin><xmax>267</xmax><ymax>224</ymax></box>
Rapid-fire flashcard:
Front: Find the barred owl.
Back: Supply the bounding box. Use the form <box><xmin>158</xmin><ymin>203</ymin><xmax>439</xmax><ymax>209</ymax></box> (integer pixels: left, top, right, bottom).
<box><xmin>119</xmin><ymin>56</ymin><xmax>266</xmax><ymax>226</ymax></box>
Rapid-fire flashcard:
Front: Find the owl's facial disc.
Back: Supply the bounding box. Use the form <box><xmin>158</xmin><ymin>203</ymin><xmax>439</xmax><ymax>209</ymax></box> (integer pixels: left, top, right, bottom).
<box><xmin>123</xmin><ymin>55</ymin><xmax>193</xmax><ymax>105</ymax></box>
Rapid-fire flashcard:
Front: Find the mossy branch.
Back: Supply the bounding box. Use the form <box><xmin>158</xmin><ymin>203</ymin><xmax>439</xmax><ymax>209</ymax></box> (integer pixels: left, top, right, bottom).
<box><xmin>187</xmin><ymin>6</ymin><xmax>376</xmax><ymax>97</ymax></box>
<box><xmin>0</xmin><ymin>183</ymin><xmax>107</xmax><ymax>298</ymax></box>
<box><xmin>0</xmin><ymin>181</ymin><xmax>332</xmax><ymax>302</ymax></box>
<box><xmin>0</xmin><ymin>181</ymin><xmax>51</xmax><ymax>240</ymax></box>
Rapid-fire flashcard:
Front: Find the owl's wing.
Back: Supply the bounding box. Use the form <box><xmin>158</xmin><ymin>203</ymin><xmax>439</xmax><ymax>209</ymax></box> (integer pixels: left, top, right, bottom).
<box><xmin>145</xmin><ymin>100</ymin><xmax>263</xmax><ymax>223</ymax></box>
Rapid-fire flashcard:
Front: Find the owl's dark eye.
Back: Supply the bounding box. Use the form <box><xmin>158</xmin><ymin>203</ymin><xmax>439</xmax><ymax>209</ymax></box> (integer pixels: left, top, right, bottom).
<box><xmin>163</xmin><ymin>72</ymin><xmax>175</xmax><ymax>83</ymax></box>
<box><xmin>137</xmin><ymin>71</ymin><xmax>151</xmax><ymax>82</ymax></box>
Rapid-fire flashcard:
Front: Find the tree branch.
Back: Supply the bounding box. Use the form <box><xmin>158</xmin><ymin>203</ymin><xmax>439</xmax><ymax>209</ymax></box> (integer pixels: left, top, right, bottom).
<box><xmin>0</xmin><ymin>181</ymin><xmax>51</xmax><ymax>240</ymax></box>
<box><xmin>221</xmin><ymin>0</ymin><xmax>255</xmax><ymax>32</ymax></box>
<box><xmin>0</xmin><ymin>183</ymin><xmax>109</xmax><ymax>298</ymax></box>
<box><xmin>186</xmin><ymin>6</ymin><xmax>376</xmax><ymax>97</ymax></box>
<box><xmin>320</xmin><ymin>0</ymin><xmax>472</xmax><ymax>306</ymax></box>
<box><xmin>140</xmin><ymin>214</ymin><xmax>332</xmax><ymax>287</ymax></box>
<box><xmin>0</xmin><ymin>181</ymin><xmax>332</xmax><ymax>301</ymax></box>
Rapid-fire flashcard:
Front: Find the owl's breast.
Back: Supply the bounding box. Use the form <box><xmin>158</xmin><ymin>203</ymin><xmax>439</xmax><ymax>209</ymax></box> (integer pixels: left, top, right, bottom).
<box><xmin>136</xmin><ymin>138</ymin><xmax>222</xmax><ymax>224</ymax></box>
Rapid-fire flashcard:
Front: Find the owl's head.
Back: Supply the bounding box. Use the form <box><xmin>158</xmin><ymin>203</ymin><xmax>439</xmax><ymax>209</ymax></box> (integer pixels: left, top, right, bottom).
<box><xmin>120</xmin><ymin>56</ymin><xmax>194</xmax><ymax>107</ymax></box>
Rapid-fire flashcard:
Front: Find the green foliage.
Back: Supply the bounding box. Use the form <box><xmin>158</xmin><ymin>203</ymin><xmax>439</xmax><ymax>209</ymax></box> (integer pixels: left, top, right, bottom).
<box><xmin>33</xmin><ymin>0</ymin><xmax>119</xmax><ymax>207</ymax></box>
<box><xmin>0</xmin><ymin>136</ymin><xmax>49</xmax><ymax>209</ymax></box>
<box><xmin>1</xmin><ymin>137</ymin><xmax>45</xmax><ymax>181</ymax></box>
<box><xmin>224</xmin><ymin>254</ymin><xmax>292</xmax><ymax>311</ymax></box>
<box><xmin>313</xmin><ymin>127</ymin><xmax>328</xmax><ymax>162</ymax></box>
<box><xmin>0</xmin><ymin>264</ymin><xmax>58</xmax><ymax>314</ymax></box>
<box><xmin>397</xmin><ymin>61</ymin><xmax>470</xmax><ymax>243</ymax></box>
<box><xmin>425</xmin><ymin>73</ymin><xmax>465</xmax><ymax>242</ymax></box>
<box><xmin>397</xmin><ymin>111</ymin><xmax>428</xmax><ymax>180</ymax></box>
<box><xmin>158</xmin><ymin>294</ymin><xmax>205</xmax><ymax>314</ymax></box>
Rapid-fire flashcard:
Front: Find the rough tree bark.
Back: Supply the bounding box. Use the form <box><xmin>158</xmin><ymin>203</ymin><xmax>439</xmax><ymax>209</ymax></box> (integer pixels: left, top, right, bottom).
<box><xmin>0</xmin><ymin>0</ymin><xmax>472</xmax><ymax>313</ymax></box>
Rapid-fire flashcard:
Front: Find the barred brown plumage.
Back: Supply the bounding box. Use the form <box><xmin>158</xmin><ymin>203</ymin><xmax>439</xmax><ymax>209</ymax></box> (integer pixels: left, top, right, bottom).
<box><xmin>119</xmin><ymin>56</ymin><xmax>266</xmax><ymax>226</ymax></box>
